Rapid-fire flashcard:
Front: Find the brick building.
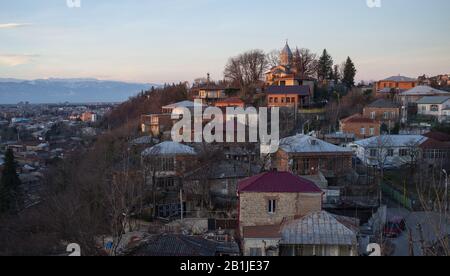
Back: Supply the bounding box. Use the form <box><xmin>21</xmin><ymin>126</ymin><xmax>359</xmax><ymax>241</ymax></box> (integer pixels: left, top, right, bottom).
<box><xmin>375</xmin><ymin>75</ymin><xmax>417</xmax><ymax>94</ymax></box>
<box><xmin>363</xmin><ymin>99</ymin><xmax>401</xmax><ymax>124</ymax></box>
<box><xmin>273</xmin><ymin>135</ymin><xmax>354</xmax><ymax>182</ymax></box>
<box><xmin>141</xmin><ymin>142</ymin><xmax>198</xmax><ymax>218</ymax></box>
<box><xmin>340</xmin><ymin>114</ymin><xmax>381</xmax><ymax>139</ymax></box>
<box><xmin>238</xmin><ymin>171</ymin><xmax>323</xmax><ymax>236</ymax></box>
<box><xmin>266</xmin><ymin>85</ymin><xmax>312</xmax><ymax>109</ymax></box>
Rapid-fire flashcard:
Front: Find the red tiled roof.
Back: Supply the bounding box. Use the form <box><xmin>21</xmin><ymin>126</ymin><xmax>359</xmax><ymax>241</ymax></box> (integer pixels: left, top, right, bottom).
<box><xmin>419</xmin><ymin>138</ymin><xmax>450</xmax><ymax>149</ymax></box>
<box><xmin>238</xmin><ymin>171</ymin><xmax>323</xmax><ymax>194</ymax></box>
<box><xmin>243</xmin><ymin>225</ymin><xmax>281</xmax><ymax>239</ymax></box>
<box><xmin>423</xmin><ymin>131</ymin><xmax>450</xmax><ymax>142</ymax></box>
<box><xmin>215</xmin><ymin>97</ymin><xmax>245</xmax><ymax>105</ymax></box>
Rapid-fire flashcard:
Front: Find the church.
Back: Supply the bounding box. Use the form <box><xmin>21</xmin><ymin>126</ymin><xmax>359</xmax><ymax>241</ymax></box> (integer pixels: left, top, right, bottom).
<box><xmin>265</xmin><ymin>42</ymin><xmax>315</xmax><ymax>109</ymax></box>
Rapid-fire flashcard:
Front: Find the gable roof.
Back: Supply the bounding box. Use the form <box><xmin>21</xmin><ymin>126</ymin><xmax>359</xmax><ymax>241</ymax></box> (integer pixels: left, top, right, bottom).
<box><xmin>266</xmin><ymin>85</ymin><xmax>310</xmax><ymax>96</ymax></box>
<box><xmin>280</xmin><ymin>135</ymin><xmax>354</xmax><ymax>154</ymax></box>
<box><xmin>382</xmin><ymin>76</ymin><xmax>416</xmax><ymax>82</ymax></box>
<box><xmin>238</xmin><ymin>171</ymin><xmax>323</xmax><ymax>194</ymax></box>
<box><xmin>416</xmin><ymin>96</ymin><xmax>450</xmax><ymax>105</ymax></box>
<box><xmin>130</xmin><ymin>235</ymin><xmax>239</xmax><ymax>256</ymax></box>
<box><xmin>354</xmin><ymin>135</ymin><xmax>428</xmax><ymax>148</ymax></box>
<box><xmin>400</xmin><ymin>85</ymin><xmax>450</xmax><ymax>96</ymax></box>
<box><xmin>280</xmin><ymin>211</ymin><xmax>358</xmax><ymax>246</ymax></box>
<box><xmin>341</xmin><ymin>114</ymin><xmax>380</xmax><ymax>124</ymax></box>
<box><xmin>142</xmin><ymin>141</ymin><xmax>196</xmax><ymax>156</ymax></box>
<box><xmin>366</xmin><ymin>99</ymin><xmax>400</xmax><ymax>109</ymax></box>
<box><xmin>423</xmin><ymin>131</ymin><xmax>450</xmax><ymax>142</ymax></box>
<box><xmin>162</xmin><ymin>101</ymin><xmax>205</xmax><ymax>110</ymax></box>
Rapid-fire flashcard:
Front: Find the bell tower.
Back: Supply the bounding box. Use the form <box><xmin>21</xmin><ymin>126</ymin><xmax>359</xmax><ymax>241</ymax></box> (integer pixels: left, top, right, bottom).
<box><xmin>280</xmin><ymin>41</ymin><xmax>293</xmax><ymax>66</ymax></box>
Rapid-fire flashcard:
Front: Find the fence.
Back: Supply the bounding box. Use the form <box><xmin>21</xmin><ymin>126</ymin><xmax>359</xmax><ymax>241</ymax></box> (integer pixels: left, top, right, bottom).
<box><xmin>381</xmin><ymin>183</ymin><xmax>414</xmax><ymax>210</ymax></box>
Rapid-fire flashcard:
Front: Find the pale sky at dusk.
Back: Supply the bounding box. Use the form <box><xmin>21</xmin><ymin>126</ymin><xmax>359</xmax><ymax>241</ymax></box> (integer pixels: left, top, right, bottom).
<box><xmin>0</xmin><ymin>0</ymin><xmax>449</xmax><ymax>84</ymax></box>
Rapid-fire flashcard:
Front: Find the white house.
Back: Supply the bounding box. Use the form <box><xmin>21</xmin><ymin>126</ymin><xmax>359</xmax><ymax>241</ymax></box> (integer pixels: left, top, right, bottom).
<box><xmin>417</xmin><ymin>96</ymin><xmax>450</xmax><ymax>122</ymax></box>
<box><xmin>399</xmin><ymin>86</ymin><xmax>450</xmax><ymax>107</ymax></box>
<box><xmin>353</xmin><ymin>135</ymin><xmax>428</xmax><ymax>168</ymax></box>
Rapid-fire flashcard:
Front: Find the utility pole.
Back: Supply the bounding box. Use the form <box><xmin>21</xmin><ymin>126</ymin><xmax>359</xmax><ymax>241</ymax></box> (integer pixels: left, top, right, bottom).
<box><xmin>180</xmin><ymin>189</ymin><xmax>184</xmax><ymax>221</ymax></box>
<box><xmin>417</xmin><ymin>224</ymin><xmax>426</xmax><ymax>256</ymax></box>
<box><xmin>443</xmin><ymin>170</ymin><xmax>448</xmax><ymax>215</ymax></box>
<box><xmin>408</xmin><ymin>229</ymin><xmax>415</xmax><ymax>256</ymax></box>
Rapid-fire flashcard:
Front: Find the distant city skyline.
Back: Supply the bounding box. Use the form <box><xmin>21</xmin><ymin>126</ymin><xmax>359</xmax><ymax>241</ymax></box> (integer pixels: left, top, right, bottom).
<box><xmin>0</xmin><ymin>0</ymin><xmax>449</xmax><ymax>85</ymax></box>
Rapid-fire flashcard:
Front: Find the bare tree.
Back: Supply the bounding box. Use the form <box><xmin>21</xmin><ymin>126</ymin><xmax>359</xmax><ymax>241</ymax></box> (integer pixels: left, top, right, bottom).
<box><xmin>224</xmin><ymin>49</ymin><xmax>268</xmax><ymax>97</ymax></box>
<box><xmin>293</xmin><ymin>48</ymin><xmax>318</xmax><ymax>79</ymax></box>
<box><xmin>266</xmin><ymin>50</ymin><xmax>281</xmax><ymax>68</ymax></box>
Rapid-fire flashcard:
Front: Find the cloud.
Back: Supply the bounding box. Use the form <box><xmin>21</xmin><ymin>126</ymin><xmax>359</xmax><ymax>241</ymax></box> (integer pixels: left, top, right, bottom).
<box><xmin>0</xmin><ymin>23</ymin><xmax>32</xmax><ymax>29</ymax></box>
<box><xmin>0</xmin><ymin>54</ymin><xmax>37</xmax><ymax>66</ymax></box>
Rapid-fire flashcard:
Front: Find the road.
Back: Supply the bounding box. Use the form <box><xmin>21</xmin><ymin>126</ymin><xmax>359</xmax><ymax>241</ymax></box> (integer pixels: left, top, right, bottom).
<box><xmin>387</xmin><ymin>207</ymin><xmax>449</xmax><ymax>256</ymax></box>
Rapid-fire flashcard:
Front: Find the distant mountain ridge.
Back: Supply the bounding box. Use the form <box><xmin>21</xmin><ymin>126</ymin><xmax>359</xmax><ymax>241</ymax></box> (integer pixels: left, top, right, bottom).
<box><xmin>0</xmin><ymin>78</ymin><xmax>160</xmax><ymax>104</ymax></box>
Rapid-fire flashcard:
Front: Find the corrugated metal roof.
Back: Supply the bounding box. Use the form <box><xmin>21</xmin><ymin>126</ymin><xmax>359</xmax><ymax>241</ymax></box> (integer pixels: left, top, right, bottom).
<box><xmin>354</xmin><ymin>135</ymin><xmax>427</xmax><ymax>148</ymax></box>
<box><xmin>416</xmin><ymin>96</ymin><xmax>450</xmax><ymax>105</ymax></box>
<box><xmin>280</xmin><ymin>135</ymin><xmax>354</xmax><ymax>154</ymax></box>
<box><xmin>280</xmin><ymin>211</ymin><xmax>357</xmax><ymax>246</ymax></box>
<box><xmin>131</xmin><ymin>235</ymin><xmax>239</xmax><ymax>256</ymax></box>
<box><xmin>400</xmin><ymin>85</ymin><xmax>450</xmax><ymax>96</ymax></box>
<box><xmin>382</xmin><ymin>76</ymin><xmax>416</xmax><ymax>82</ymax></box>
<box><xmin>142</xmin><ymin>141</ymin><xmax>196</xmax><ymax>156</ymax></box>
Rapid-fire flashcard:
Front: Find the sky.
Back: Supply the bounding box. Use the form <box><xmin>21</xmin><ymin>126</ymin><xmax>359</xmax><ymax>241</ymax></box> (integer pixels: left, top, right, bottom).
<box><xmin>0</xmin><ymin>0</ymin><xmax>449</xmax><ymax>84</ymax></box>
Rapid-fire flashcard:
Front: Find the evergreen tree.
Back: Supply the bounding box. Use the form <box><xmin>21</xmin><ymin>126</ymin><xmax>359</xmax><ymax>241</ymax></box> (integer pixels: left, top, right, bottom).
<box><xmin>0</xmin><ymin>149</ymin><xmax>22</xmax><ymax>214</ymax></box>
<box><xmin>342</xmin><ymin>57</ymin><xmax>357</xmax><ymax>89</ymax></box>
<box><xmin>332</xmin><ymin>65</ymin><xmax>340</xmax><ymax>85</ymax></box>
<box><xmin>317</xmin><ymin>49</ymin><xmax>333</xmax><ymax>82</ymax></box>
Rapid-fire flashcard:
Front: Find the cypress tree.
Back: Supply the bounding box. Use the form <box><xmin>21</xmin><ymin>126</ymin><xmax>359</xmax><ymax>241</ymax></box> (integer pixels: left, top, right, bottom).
<box><xmin>342</xmin><ymin>57</ymin><xmax>357</xmax><ymax>89</ymax></box>
<box><xmin>0</xmin><ymin>149</ymin><xmax>22</xmax><ymax>214</ymax></box>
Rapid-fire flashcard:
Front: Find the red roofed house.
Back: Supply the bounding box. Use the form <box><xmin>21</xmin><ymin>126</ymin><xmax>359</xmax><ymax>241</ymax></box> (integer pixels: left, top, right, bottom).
<box><xmin>214</xmin><ymin>97</ymin><xmax>245</xmax><ymax>109</ymax></box>
<box><xmin>238</xmin><ymin>171</ymin><xmax>323</xmax><ymax>249</ymax></box>
<box><xmin>340</xmin><ymin>114</ymin><xmax>381</xmax><ymax>139</ymax></box>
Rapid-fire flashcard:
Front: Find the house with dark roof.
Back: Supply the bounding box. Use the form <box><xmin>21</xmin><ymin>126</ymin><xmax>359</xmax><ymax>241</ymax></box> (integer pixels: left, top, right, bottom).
<box><xmin>266</xmin><ymin>85</ymin><xmax>312</xmax><ymax>109</ymax></box>
<box><xmin>363</xmin><ymin>99</ymin><xmax>402</xmax><ymax>125</ymax></box>
<box><xmin>238</xmin><ymin>171</ymin><xmax>323</xmax><ymax>239</ymax></box>
<box><xmin>129</xmin><ymin>234</ymin><xmax>240</xmax><ymax>256</ymax></box>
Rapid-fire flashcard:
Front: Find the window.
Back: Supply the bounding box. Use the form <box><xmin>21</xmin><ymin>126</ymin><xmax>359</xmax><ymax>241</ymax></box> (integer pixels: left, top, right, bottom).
<box><xmin>370</xmin><ymin>128</ymin><xmax>375</xmax><ymax>136</ymax></box>
<box><xmin>269</xmin><ymin>97</ymin><xmax>273</xmax><ymax>103</ymax></box>
<box><xmin>292</xmin><ymin>97</ymin><xmax>296</xmax><ymax>103</ymax></box>
<box><xmin>370</xmin><ymin>112</ymin><xmax>376</xmax><ymax>119</ymax></box>
<box><xmin>370</xmin><ymin>149</ymin><xmax>378</xmax><ymax>157</ymax></box>
<box><xmin>360</xmin><ymin>128</ymin><xmax>366</xmax><ymax>135</ymax></box>
<box><xmin>387</xmin><ymin>149</ymin><xmax>394</xmax><ymax>157</ymax></box>
<box><xmin>274</xmin><ymin>98</ymin><xmax>279</xmax><ymax>103</ymax></box>
<box><xmin>286</xmin><ymin>97</ymin><xmax>291</xmax><ymax>103</ymax></box>
<box><xmin>421</xmin><ymin>105</ymin><xmax>427</xmax><ymax>112</ymax></box>
<box><xmin>268</xmin><ymin>199</ymin><xmax>277</xmax><ymax>214</ymax></box>
<box><xmin>383</xmin><ymin>112</ymin><xmax>389</xmax><ymax>119</ymax></box>
<box><xmin>399</xmin><ymin>149</ymin><xmax>409</xmax><ymax>157</ymax></box>
<box><xmin>431</xmin><ymin>105</ymin><xmax>439</xmax><ymax>112</ymax></box>
<box><xmin>280</xmin><ymin>81</ymin><xmax>286</xmax><ymax>86</ymax></box>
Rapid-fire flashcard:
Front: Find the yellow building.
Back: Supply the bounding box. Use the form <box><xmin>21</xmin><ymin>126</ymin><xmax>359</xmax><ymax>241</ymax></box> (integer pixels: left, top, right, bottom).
<box><xmin>265</xmin><ymin>42</ymin><xmax>315</xmax><ymax>97</ymax></box>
